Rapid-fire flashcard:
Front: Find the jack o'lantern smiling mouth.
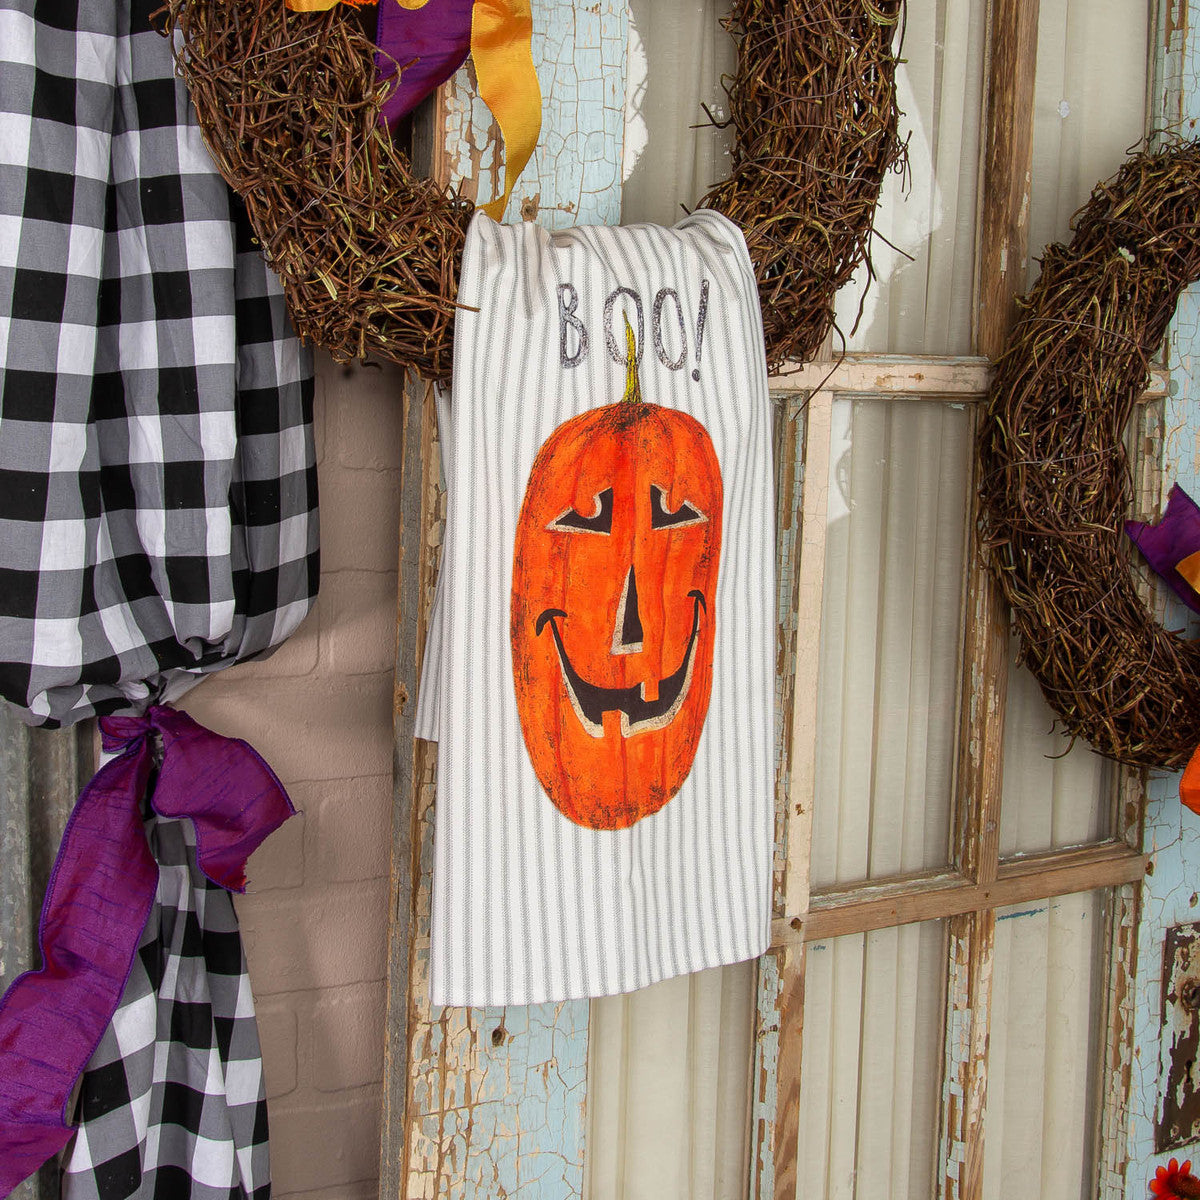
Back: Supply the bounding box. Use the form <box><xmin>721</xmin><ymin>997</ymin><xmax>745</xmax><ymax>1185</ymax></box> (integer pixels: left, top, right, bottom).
<box><xmin>534</xmin><ymin>591</ymin><xmax>706</xmax><ymax>739</ymax></box>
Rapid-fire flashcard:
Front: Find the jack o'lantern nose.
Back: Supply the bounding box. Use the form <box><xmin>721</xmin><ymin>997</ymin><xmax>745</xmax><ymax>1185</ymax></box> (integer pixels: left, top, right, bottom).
<box><xmin>612</xmin><ymin>565</ymin><xmax>644</xmax><ymax>654</ymax></box>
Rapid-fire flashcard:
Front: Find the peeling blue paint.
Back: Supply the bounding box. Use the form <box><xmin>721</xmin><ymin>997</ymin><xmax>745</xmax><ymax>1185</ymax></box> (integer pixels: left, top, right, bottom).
<box><xmin>995</xmin><ymin>906</ymin><xmax>1047</xmax><ymax>922</ymax></box>
<box><xmin>443</xmin><ymin>0</ymin><xmax>626</xmax><ymax>229</ymax></box>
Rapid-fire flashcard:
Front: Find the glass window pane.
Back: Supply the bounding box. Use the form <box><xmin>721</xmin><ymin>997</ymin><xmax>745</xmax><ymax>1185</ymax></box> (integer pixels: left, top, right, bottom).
<box><xmin>797</xmin><ymin>921</ymin><xmax>946</xmax><ymax>1199</ymax></box>
<box><xmin>1026</xmin><ymin>0</ymin><xmax>1150</xmax><ymax>288</ymax></box>
<box><xmin>621</xmin><ymin>0</ymin><xmax>736</xmax><ymax>225</ymax></box>
<box><xmin>983</xmin><ymin>889</ymin><xmax>1109</xmax><ymax>1200</ymax></box>
<box><xmin>812</xmin><ymin>399</ymin><xmax>971</xmax><ymax>888</ymax></box>
<box><xmin>999</xmin><ymin>667</ymin><xmax>1114</xmax><ymax>856</ymax></box>
<box><xmin>586</xmin><ymin>963</ymin><xmax>754</xmax><ymax>1200</ymax></box>
<box><xmin>835</xmin><ymin>0</ymin><xmax>988</xmax><ymax>355</ymax></box>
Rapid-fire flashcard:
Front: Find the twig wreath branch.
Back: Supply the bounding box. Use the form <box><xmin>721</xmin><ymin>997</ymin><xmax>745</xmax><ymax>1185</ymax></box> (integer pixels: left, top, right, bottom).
<box><xmin>978</xmin><ymin>141</ymin><xmax>1200</xmax><ymax>770</ymax></box>
<box><xmin>159</xmin><ymin>0</ymin><xmax>905</xmax><ymax>378</ymax></box>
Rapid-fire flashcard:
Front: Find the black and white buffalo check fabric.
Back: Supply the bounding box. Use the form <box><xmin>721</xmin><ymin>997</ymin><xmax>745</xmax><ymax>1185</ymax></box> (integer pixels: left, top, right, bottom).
<box><xmin>0</xmin><ymin>0</ymin><xmax>319</xmax><ymax>728</ymax></box>
<box><xmin>0</xmin><ymin>0</ymin><xmax>317</xmax><ymax>1193</ymax></box>
<box><xmin>62</xmin><ymin>815</ymin><xmax>272</xmax><ymax>1200</ymax></box>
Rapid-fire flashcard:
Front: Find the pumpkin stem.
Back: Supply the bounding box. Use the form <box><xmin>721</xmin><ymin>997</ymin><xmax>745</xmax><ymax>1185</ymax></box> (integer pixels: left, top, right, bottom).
<box><xmin>621</xmin><ymin>314</ymin><xmax>642</xmax><ymax>405</ymax></box>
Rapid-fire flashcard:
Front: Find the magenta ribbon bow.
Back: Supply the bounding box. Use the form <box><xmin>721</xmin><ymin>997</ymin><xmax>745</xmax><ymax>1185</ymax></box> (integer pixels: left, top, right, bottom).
<box><xmin>0</xmin><ymin>705</ymin><xmax>294</xmax><ymax>1195</ymax></box>
<box><xmin>1126</xmin><ymin>482</ymin><xmax>1200</xmax><ymax>615</ymax></box>
<box><xmin>374</xmin><ymin>0</ymin><xmax>474</xmax><ymax>130</ymax></box>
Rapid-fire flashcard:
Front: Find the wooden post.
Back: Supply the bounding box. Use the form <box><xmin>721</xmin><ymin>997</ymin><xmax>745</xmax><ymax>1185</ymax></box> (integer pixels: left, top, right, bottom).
<box><xmin>380</xmin><ymin>5</ymin><xmax>627</xmax><ymax>1196</ymax></box>
<box><xmin>938</xmin><ymin>1</ymin><xmax>1041</xmax><ymax>1195</ymax></box>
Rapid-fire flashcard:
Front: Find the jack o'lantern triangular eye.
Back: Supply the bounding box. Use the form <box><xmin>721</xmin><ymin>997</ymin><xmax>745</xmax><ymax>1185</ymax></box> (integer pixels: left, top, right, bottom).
<box><xmin>650</xmin><ymin>485</ymin><xmax>706</xmax><ymax>529</ymax></box>
<box><xmin>548</xmin><ymin>488</ymin><xmax>614</xmax><ymax>534</ymax></box>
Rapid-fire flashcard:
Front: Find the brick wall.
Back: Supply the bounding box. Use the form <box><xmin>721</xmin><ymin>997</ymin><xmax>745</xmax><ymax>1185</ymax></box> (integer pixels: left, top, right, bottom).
<box><xmin>182</xmin><ymin>354</ymin><xmax>405</xmax><ymax>1199</ymax></box>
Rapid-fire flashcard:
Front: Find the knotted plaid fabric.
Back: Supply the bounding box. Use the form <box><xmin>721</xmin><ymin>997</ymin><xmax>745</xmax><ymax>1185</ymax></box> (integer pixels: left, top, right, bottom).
<box><xmin>0</xmin><ymin>0</ymin><xmax>319</xmax><ymax>728</ymax></box>
<box><xmin>0</xmin><ymin>707</ymin><xmax>294</xmax><ymax>1200</ymax></box>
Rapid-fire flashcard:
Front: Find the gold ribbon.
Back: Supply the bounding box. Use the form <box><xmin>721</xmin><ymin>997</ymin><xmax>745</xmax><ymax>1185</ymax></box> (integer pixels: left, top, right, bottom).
<box><xmin>471</xmin><ymin>0</ymin><xmax>542</xmax><ymax>221</ymax></box>
<box><xmin>1178</xmin><ymin>549</ymin><xmax>1200</xmax><ymax>594</ymax></box>
<box><xmin>285</xmin><ymin>0</ymin><xmax>374</xmax><ymax>10</ymax></box>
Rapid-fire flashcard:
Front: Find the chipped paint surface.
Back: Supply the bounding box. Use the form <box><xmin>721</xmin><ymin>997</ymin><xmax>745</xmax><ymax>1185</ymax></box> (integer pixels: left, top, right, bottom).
<box><xmin>750</xmin><ymin>949</ymin><xmax>781</xmax><ymax>1200</ymax></box>
<box><xmin>782</xmin><ymin>392</ymin><xmax>830</xmax><ymax>921</ymax></box>
<box><xmin>939</xmin><ymin>912</ymin><xmax>994</xmax><ymax>1200</ymax></box>
<box><xmin>442</xmin><ymin>1</ymin><xmax>626</xmax><ymax>229</ymax></box>
<box><xmin>1097</xmin><ymin>882</ymin><xmax>1141</xmax><ymax>1199</ymax></box>
<box><xmin>1126</xmin><ymin>6</ymin><xmax>1200</xmax><ymax>1189</ymax></box>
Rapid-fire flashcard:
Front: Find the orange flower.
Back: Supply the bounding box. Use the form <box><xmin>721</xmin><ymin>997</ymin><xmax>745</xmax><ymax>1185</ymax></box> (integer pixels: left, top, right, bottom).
<box><xmin>1152</xmin><ymin>1158</ymin><xmax>1200</xmax><ymax>1199</ymax></box>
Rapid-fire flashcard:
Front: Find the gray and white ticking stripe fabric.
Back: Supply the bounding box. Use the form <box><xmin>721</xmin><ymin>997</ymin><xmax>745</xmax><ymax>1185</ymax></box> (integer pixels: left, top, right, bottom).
<box><xmin>0</xmin><ymin>0</ymin><xmax>318</xmax><ymax>729</ymax></box>
<box><xmin>417</xmin><ymin>210</ymin><xmax>774</xmax><ymax>1006</ymax></box>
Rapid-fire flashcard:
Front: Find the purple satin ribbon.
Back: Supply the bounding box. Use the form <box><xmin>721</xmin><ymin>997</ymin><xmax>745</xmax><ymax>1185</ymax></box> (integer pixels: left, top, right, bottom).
<box><xmin>1127</xmin><ymin>483</ymin><xmax>1200</xmax><ymax>616</ymax></box>
<box><xmin>0</xmin><ymin>705</ymin><xmax>294</xmax><ymax>1195</ymax></box>
<box><xmin>375</xmin><ymin>0</ymin><xmax>475</xmax><ymax>130</ymax></box>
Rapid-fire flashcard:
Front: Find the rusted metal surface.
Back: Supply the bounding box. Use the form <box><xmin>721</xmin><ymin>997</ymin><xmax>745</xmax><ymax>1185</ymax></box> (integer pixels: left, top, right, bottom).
<box><xmin>1157</xmin><ymin>922</ymin><xmax>1200</xmax><ymax>1151</ymax></box>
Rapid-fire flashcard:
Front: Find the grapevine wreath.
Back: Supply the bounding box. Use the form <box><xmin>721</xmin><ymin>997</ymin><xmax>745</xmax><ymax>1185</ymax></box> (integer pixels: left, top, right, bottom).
<box><xmin>158</xmin><ymin>0</ymin><xmax>905</xmax><ymax>378</ymax></box>
<box><xmin>978</xmin><ymin>141</ymin><xmax>1200</xmax><ymax>771</ymax></box>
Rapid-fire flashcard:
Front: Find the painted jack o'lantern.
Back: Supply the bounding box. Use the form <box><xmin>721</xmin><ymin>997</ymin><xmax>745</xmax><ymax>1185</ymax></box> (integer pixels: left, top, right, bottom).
<box><xmin>511</xmin><ymin>321</ymin><xmax>723</xmax><ymax>830</ymax></box>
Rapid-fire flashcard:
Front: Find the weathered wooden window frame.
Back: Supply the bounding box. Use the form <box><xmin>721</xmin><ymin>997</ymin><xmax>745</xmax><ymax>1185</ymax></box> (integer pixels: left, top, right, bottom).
<box><xmin>750</xmin><ymin>3</ymin><xmax>1153</xmax><ymax>1196</ymax></box>
<box><xmin>755</xmin><ymin>352</ymin><xmax>1153</xmax><ymax>1200</ymax></box>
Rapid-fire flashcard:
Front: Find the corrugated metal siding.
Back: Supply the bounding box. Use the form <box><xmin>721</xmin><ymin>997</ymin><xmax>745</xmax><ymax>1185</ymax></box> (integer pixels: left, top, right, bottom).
<box><xmin>0</xmin><ymin>713</ymin><xmax>93</xmax><ymax>1199</ymax></box>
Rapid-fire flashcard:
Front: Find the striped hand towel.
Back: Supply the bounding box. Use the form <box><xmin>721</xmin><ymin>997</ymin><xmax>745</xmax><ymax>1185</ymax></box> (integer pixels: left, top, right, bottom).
<box><xmin>417</xmin><ymin>210</ymin><xmax>775</xmax><ymax>1006</ymax></box>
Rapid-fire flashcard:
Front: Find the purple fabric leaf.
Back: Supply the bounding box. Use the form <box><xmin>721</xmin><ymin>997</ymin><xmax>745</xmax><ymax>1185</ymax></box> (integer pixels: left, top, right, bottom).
<box><xmin>1125</xmin><ymin>482</ymin><xmax>1200</xmax><ymax>616</ymax></box>
<box><xmin>375</xmin><ymin>0</ymin><xmax>474</xmax><ymax>130</ymax></box>
<box><xmin>0</xmin><ymin>706</ymin><xmax>294</xmax><ymax>1195</ymax></box>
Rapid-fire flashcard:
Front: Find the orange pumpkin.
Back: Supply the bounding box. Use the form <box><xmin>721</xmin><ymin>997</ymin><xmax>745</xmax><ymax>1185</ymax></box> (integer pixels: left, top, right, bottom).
<box><xmin>511</xmin><ymin>323</ymin><xmax>723</xmax><ymax>829</ymax></box>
